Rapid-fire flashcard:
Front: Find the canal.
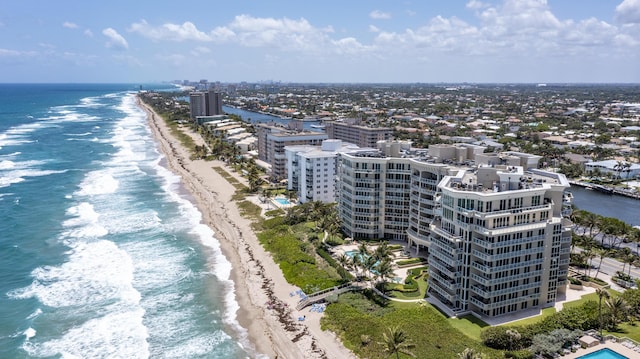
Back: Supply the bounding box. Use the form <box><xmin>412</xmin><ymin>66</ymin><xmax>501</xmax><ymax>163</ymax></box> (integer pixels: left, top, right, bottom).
<box><xmin>569</xmin><ymin>185</ymin><xmax>640</xmax><ymax>226</ymax></box>
<box><xmin>223</xmin><ymin>105</ymin><xmax>321</xmax><ymax>131</ymax></box>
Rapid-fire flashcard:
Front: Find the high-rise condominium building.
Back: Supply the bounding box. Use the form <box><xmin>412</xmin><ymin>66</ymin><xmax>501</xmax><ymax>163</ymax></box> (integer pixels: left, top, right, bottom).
<box><xmin>189</xmin><ymin>92</ymin><xmax>206</xmax><ymax>120</ymax></box>
<box><xmin>428</xmin><ymin>163</ymin><xmax>571</xmax><ymax>318</ymax></box>
<box><xmin>206</xmin><ymin>90</ymin><xmax>223</xmax><ymax>116</ymax></box>
<box><xmin>285</xmin><ymin>140</ymin><xmax>360</xmax><ymax>204</ymax></box>
<box><xmin>325</xmin><ymin>119</ymin><xmax>393</xmax><ymax>148</ymax></box>
<box><xmin>335</xmin><ymin>142</ymin><xmax>571</xmax><ymax>318</ymax></box>
<box><xmin>189</xmin><ymin>89</ymin><xmax>223</xmax><ymax>119</ymax></box>
<box><xmin>257</xmin><ymin>124</ymin><xmax>327</xmax><ymax>181</ymax></box>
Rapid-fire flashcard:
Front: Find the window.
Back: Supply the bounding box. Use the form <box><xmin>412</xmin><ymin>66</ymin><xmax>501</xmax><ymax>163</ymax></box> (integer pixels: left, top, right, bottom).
<box><xmin>532</xmin><ymin>195</ymin><xmax>541</xmax><ymax>206</ymax></box>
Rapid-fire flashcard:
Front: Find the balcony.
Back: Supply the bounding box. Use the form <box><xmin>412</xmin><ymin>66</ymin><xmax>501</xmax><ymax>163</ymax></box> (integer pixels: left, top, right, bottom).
<box><xmin>473</xmin><ymin>222</ymin><xmax>548</xmax><ymax>236</ymax></box>
<box><xmin>429</xmin><ymin>282</ymin><xmax>457</xmax><ymax>303</ymax></box>
<box><xmin>429</xmin><ymin>257</ymin><xmax>457</xmax><ymax>276</ymax></box>
<box><xmin>431</xmin><ymin>226</ymin><xmax>463</xmax><ymax>242</ymax></box>
<box><xmin>473</xmin><ymin>203</ymin><xmax>553</xmax><ymax>219</ymax></box>
<box><xmin>472</xmin><ymin>235</ymin><xmax>546</xmax><ymax>249</ymax></box>
<box><xmin>471</xmin><ymin>246</ymin><xmax>544</xmax><ymax>261</ymax></box>
<box><xmin>470</xmin><ymin>294</ymin><xmax>535</xmax><ymax>311</ymax></box>
<box><xmin>472</xmin><ymin>261</ymin><xmax>491</xmax><ymax>273</ymax></box>
<box><xmin>470</xmin><ymin>269</ymin><xmax>543</xmax><ymax>286</ymax></box>
<box><xmin>430</xmin><ymin>271</ymin><xmax>459</xmax><ymax>291</ymax></box>
<box><xmin>430</xmin><ymin>249</ymin><xmax>458</xmax><ymax>267</ymax></box>
<box><xmin>470</xmin><ymin>272</ymin><xmax>492</xmax><ymax>286</ymax></box>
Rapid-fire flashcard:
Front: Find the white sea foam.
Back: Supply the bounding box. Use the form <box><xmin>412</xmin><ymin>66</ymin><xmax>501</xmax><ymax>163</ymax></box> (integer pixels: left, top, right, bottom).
<box><xmin>0</xmin><ymin>166</ymin><xmax>67</xmax><ymax>189</ymax></box>
<box><xmin>26</xmin><ymin>308</ymin><xmax>43</xmax><ymax>320</ymax></box>
<box><xmin>153</xmin><ymin>153</ymin><xmax>254</xmax><ymax>354</ymax></box>
<box><xmin>22</xmin><ymin>309</ymin><xmax>149</xmax><ymax>359</ymax></box>
<box><xmin>76</xmin><ymin>170</ymin><xmax>119</xmax><ymax>196</ymax></box>
<box><xmin>10</xmin><ymin>240</ymin><xmax>139</xmax><ymax>307</ymax></box>
<box><xmin>65</xmin><ymin>132</ymin><xmax>93</xmax><ymax>137</ymax></box>
<box><xmin>61</xmin><ymin>202</ymin><xmax>108</xmax><ymax>239</ymax></box>
<box><xmin>24</xmin><ymin>327</ymin><xmax>36</xmax><ymax>339</ymax></box>
<box><xmin>0</xmin><ymin>159</ymin><xmax>16</xmax><ymax>170</ymax></box>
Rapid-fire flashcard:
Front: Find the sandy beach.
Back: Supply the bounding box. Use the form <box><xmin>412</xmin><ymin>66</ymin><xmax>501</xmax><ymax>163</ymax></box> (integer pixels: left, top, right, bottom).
<box><xmin>137</xmin><ymin>98</ymin><xmax>356</xmax><ymax>359</ymax></box>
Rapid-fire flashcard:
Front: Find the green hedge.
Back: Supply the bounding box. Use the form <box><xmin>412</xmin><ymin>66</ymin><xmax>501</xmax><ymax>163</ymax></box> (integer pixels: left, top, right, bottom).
<box><xmin>258</xmin><ymin>224</ymin><xmax>342</xmax><ymax>293</ymax></box>
<box><xmin>317</xmin><ymin>247</ymin><xmax>354</xmax><ymax>281</ymax></box>
<box><xmin>396</xmin><ymin>258</ymin><xmax>427</xmax><ymax>266</ymax></box>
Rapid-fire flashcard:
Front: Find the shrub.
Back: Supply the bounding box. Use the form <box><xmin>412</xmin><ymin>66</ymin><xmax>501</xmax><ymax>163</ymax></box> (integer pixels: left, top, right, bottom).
<box><xmin>504</xmin><ymin>350</ymin><xmax>534</xmax><ymax>359</ymax></box>
<box><xmin>409</xmin><ymin>266</ymin><xmax>429</xmax><ymax>277</ymax></box>
<box><xmin>568</xmin><ymin>277</ymin><xmax>582</xmax><ymax>285</ymax></box>
<box><xmin>396</xmin><ymin>258</ymin><xmax>426</xmax><ymax>266</ymax></box>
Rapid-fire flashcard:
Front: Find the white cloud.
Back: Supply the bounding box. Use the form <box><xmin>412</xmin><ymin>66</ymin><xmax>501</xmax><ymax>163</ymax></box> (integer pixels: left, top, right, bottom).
<box><xmin>0</xmin><ymin>48</ymin><xmax>22</xmax><ymax>56</ymax></box>
<box><xmin>225</xmin><ymin>15</ymin><xmax>332</xmax><ymax>51</ymax></box>
<box><xmin>332</xmin><ymin>37</ymin><xmax>370</xmax><ymax>55</ymax></box>
<box><xmin>370</xmin><ymin>10</ymin><xmax>391</xmax><ymax>20</ymax></box>
<box><xmin>369</xmin><ymin>25</ymin><xmax>380</xmax><ymax>33</ymax></box>
<box><xmin>466</xmin><ymin>0</ymin><xmax>487</xmax><ymax>10</ymax></box>
<box><xmin>616</xmin><ymin>0</ymin><xmax>640</xmax><ymax>24</ymax></box>
<box><xmin>63</xmin><ymin>21</ymin><xmax>78</xmax><ymax>29</ymax></box>
<box><xmin>190</xmin><ymin>46</ymin><xmax>211</xmax><ymax>56</ymax></box>
<box><xmin>129</xmin><ymin>20</ymin><xmax>213</xmax><ymax>41</ymax></box>
<box><xmin>102</xmin><ymin>28</ymin><xmax>129</xmax><ymax>50</ymax></box>
<box><xmin>158</xmin><ymin>53</ymin><xmax>187</xmax><ymax>66</ymax></box>
<box><xmin>371</xmin><ymin>0</ymin><xmax>639</xmax><ymax>61</ymax></box>
<box><xmin>84</xmin><ymin>29</ymin><xmax>94</xmax><ymax>37</ymax></box>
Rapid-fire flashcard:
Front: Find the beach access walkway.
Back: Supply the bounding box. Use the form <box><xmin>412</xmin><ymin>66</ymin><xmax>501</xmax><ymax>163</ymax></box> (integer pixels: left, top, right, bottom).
<box><xmin>295</xmin><ymin>283</ymin><xmax>363</xmax><ymax>310</ymax></box>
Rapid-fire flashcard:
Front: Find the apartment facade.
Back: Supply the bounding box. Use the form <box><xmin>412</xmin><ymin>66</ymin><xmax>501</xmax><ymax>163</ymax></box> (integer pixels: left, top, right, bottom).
<box><xmin>257</xmin><ymin>124</ymin><xmax>327</xmax><ymax>181</ymax></box>
<box><xmin>189</xmin><ymin>92</ymin><xmax>207</xmax><ymax>120</ymax></box>
<box><xmin>189</xmin><ymin>89</ymin><xmax>223</xmax><ymax>119</ymax></box>
<box><xmin>337</xmin><ymin>141</ymin><xmax>413</xmax><ymax>240</ymax></box>
<box><xmin>427</xmin><ymin>165</ymin><xmax>571</xmax><ymax>317</ymax></box>
<box><xmin>285</xmin><ymin>140</ymin><xmax>359</xmax><ymax>203</ymax></box>
<box><xmin>335</xmin><ymin>142</ymin><xmax>572</xmax><ymax>318</ymax></box>
<box><xmin>325</xmin><ymin>120</ymin><xmax>393</xmax><ymax>148</ymax></box>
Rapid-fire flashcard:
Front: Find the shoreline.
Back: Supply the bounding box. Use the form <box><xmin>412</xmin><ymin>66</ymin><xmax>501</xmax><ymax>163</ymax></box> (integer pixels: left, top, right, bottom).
<box><xmin>136</xmin><ymin>96</ymin><xmax>356</xmax><ymax>359</ymax></box>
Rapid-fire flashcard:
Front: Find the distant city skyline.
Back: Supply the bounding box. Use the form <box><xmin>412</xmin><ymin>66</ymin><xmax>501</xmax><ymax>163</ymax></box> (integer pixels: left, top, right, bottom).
<box><xmin>1</xmin><ymin>0</ymin><xmax>640</xmax><ymax>83</ymax></box>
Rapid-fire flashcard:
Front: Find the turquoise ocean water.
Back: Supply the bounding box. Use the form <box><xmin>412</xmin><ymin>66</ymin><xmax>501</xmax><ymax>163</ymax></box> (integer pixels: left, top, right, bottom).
<box><xmin>0</xmin><ymin>84</ymin><xmax>259</xmax><ymax>358</ymax></box>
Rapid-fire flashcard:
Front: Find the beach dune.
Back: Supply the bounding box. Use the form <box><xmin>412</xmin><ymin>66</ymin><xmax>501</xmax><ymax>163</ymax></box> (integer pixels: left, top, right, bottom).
<box><xmin>137</xmin><ymin>97</ymin><xmax>356</xmax><ymax>359</ymax></box>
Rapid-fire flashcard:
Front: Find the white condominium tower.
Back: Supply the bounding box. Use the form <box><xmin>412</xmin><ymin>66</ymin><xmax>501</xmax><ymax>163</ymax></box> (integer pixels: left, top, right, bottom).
<box><xmin>285</xmin><ymin>140</ymin><xmax>360</xmax><ymax>204</ymax></box>
<box><xmin>428</xmin><ymin>162</ymin><xmax>571</xmax><ymax>317</ymax></box>
<box><xmin>336</xmin><ymin>142</ymin><xmax>572</xmax><ymax>318</ymax></box>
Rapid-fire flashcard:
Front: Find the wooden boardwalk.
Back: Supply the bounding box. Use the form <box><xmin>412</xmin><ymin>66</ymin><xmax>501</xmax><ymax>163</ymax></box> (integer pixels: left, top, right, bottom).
<box><xmin>295</xmin><ymin>283</ymin><xmax>362</xmax><ymax>310</ymax></box>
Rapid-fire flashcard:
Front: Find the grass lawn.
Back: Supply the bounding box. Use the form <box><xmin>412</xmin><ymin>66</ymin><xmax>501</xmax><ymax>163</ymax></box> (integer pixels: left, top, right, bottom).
<box><xmin>563</xmin><ymin>288</ymin><xmax>620</xmax><ymax>309</ymax></box>
<box><xmin>321</xmin><ymin>292</ymin><xmax>503</xmax><ymax>359</ymax></box>
<box><xmin>605</xmin><ymin>322</ymin><xmax>640</xmax><ymax>342</ymax></box>
<box><xmin>447</xmin><ymin>315</ymin><xmax>490</xmax><ymax>341</ymax></box>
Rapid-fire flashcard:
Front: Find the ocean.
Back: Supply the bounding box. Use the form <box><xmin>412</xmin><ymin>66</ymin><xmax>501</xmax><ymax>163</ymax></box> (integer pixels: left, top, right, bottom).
<box><xmin>0</xmin><ymin>84</ymin><xmax>258</xmax><ymax>358</ymax></box>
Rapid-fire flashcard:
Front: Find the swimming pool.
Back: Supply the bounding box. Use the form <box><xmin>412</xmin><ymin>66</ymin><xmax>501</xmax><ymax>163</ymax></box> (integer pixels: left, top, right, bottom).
<box><xmin>273</xmin><ymin>197</ymin><xmax>291</xmax><ymax>205</ymax></box>
<box><xmin>577</xmin><ymin>348</ymin><xmax>629</xmax><ymax>359</ymax></box>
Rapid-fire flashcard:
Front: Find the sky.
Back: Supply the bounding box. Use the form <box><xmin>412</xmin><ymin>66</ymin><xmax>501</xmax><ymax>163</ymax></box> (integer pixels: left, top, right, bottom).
<box><xmin>1</xmin><ymin>0</ymin><xmax>640</xmax><ymax>83</ymax></box>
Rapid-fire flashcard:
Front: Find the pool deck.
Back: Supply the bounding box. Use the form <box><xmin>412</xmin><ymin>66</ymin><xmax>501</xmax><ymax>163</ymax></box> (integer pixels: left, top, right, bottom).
<box><xmin>563</xmin><ymin>339</ymin><xmax>638</xmax><ymax>358</ymax></box>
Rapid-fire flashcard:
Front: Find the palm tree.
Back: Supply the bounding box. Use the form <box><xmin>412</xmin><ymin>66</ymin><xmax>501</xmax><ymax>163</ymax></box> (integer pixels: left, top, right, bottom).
<box><xmin>336</xmin><ymin>253</ymin><xmax>351</xmax><ymax>271</ymax></box>
<box><xmin>363</xmin><ymin>255</ymin><xmax>378</xmax><ymax>285</ymax></box>
<box><xmin>597</xmin><ymin>288</ymin><xmax>610</xmax><ymax>340</ymax></box>
<box><xmin>606</xmin><ymin>296</ymin><xmax>629</xmax><ymax>329</ymax></box>
<box><xmin>593</xmin><ymin>247</ymin><xmax>613</xmax><ymax>280</ymax></box>
<box><xmin>375</xmin><ymin>259</ymin><xmax>395</xmax><ymax>288</ymax></box>
<box><xmin>378</xmin><ymin>326</ymin><xmax>416</xmax><ymax>359</ymax></box>
<box><xmin>457</xmin><ymin>348</ymin><xmax>483</xmax><ymax>359</ymax></box>
<box><xmin>623</xmin><ymin>162</ymin><xmax>632</xmax><ymax>179</ymax></box>
<box><xmin>374</xmin><ymin>242</ymin><xmax>394</xmax><ymax>263</ymax></box>
<box><xmin>583</xmin><ymin>212</ymin><xmax>602</xmax><ymax>242</ymax></box>
<box><xmin>614</xmin><ymin>160</ymin><xmax>625</xmax><ymax>179</ymax></box>
<box><xmin>584</xmin><ymin>249</ymin><xmax>596</xmax><ymax>277</ymax></box>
